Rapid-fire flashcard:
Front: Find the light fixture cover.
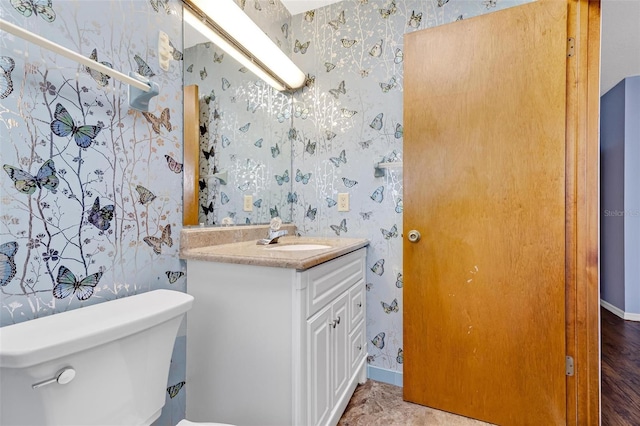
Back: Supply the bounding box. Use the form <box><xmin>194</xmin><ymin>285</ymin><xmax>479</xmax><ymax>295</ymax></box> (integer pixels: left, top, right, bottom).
<box><xmin>189</xmin><ymin>0</ymin><xmax>306</xmax><ymax>90</ymax></box>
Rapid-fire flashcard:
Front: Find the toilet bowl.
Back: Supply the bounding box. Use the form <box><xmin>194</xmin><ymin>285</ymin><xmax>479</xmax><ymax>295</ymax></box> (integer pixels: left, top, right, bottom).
<box><xmin>0</xmin><ymin>290</ymin><xmax>234</xmax><ymax>426</ymax></box>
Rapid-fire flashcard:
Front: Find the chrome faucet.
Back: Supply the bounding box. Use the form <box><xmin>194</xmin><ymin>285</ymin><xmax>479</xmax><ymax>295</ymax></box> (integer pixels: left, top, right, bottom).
<box><xmin>257</xmin><ymin>217</ymin><xmax>288</xmax><ymax>245</ymax></box>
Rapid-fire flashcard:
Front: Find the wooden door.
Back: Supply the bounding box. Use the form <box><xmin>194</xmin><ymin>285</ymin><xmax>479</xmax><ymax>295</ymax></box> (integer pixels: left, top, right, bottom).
<box><xmin>403</xmin><ymin>2</ymin><xmax>568</xmax><ymax>425</ymax></box>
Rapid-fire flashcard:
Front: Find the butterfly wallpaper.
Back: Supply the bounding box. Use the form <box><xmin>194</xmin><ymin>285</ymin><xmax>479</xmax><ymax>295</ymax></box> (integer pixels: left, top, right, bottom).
<box><xmin>0</xmin><ymin>1</ymin><xmax>186</xmax><ymax>424</ymax></box>
<box><xmin>184</xmin><ymin>0</ymin><xmax>293</xmax><ymax>226</ymax></box>
<box><xmin>288</xmin><ymin>0</ymin><xmax>530</xmax><ymax>378</ymax></box>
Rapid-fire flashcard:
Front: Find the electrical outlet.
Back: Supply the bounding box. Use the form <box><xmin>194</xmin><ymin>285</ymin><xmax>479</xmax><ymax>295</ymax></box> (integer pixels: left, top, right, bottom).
<box><xmin>243</xmin><ymin>195</ymin><xmax>253</xmax><ymax>212</ymax></box>
<box><xmin>338</xmin><ymin>193</ymin><xmax>349</xmax><ymax>212</ymax></box>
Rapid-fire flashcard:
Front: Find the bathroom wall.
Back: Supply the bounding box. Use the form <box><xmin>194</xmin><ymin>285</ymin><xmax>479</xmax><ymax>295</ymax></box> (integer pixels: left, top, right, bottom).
<box><xmin>0</xmin><ymin>1</ymin><xmax>186</xmax><ymax>424</ymax></box>
<box><xmin>288</xmin><ymin>0</ymin><xmax>531</xmax><ymax>381</ymax></box>
<box><xmin>601</xmin><ymin>76</ymin><xmax>640</xmax><ymax>318</ymax></box>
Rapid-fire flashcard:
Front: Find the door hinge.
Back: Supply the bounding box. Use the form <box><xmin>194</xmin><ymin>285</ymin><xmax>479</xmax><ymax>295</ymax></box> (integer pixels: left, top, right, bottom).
<box><xmin>566</xmin><ymin>356</ymin><xmax>574</xmax><ymax>376</ymax></box>
<box><xmin>567</xmin><ymin>37</ymin><xmax>575</xmax><ymax>57</ymax></box>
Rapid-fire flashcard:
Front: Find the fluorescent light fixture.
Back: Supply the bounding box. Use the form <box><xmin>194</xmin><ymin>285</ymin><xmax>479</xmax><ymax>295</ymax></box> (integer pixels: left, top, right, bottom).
<box><xmin>183</xmin><ymin>0</ymin><xmax>306</xmax><ymax>91</ymax></box>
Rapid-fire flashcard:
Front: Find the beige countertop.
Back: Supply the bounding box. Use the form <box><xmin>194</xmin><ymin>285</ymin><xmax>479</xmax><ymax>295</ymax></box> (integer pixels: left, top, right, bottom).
<box><xmin>180</xmin><ymin>236</ymin><xmax>369</xmax><ymax>270</ymax></box>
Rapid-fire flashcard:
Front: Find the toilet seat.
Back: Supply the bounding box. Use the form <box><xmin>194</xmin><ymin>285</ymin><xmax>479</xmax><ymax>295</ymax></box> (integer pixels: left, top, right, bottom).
<box><xmin>176</xmin><ymin>420</ymin><xmax>234</xmax><ymax>426</ymax></box>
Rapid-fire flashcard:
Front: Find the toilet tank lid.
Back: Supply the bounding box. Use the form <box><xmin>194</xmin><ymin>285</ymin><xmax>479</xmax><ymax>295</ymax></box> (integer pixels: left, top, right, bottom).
<box><xmin>0</xmin><ymin>290</ymin><xmax>194</xmax><ymax>369</ymax></box>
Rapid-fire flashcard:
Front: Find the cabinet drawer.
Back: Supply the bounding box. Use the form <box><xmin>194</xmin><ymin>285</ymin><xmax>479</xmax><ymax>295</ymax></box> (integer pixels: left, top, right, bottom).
<box><xmin>348</xmin><ymin>281</ymin><xmax>365</xmax><ymax>332</ymax></box>
<box><xmin>349</xmin><ymin>321</ymin><xmax>366</xmax><ymax>375</ymax></box>
<box><xmin>304</xmin><ymin>250</ymin><xmax>365</xmax><ymax>318</ymax></box>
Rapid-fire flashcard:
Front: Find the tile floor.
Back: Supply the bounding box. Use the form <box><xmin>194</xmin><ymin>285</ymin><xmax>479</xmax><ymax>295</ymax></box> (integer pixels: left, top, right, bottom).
<box><xmin>338</xmin><ymin>380</ymin><xmax>493</xmax><ymax>426</ymax></box>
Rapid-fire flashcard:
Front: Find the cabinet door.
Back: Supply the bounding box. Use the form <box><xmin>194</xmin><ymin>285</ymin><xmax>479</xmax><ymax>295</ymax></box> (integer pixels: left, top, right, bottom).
<box><xmin>348</xmin><ymin>282</ymin><xmax>365</xmax><ymax>332</ymax></box>
<box><xmin>307</xmin><ymin>305</ymin><xmax>333</xmax><ymax>426</ymax></box>
<box><xmin>331</xmin><ymin>292</ymin><xmax>349</xmax><ymax>405</ymax></box>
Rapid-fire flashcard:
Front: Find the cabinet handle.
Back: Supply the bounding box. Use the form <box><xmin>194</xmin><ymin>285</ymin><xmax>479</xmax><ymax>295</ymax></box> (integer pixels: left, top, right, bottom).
<box><xmin>357</xmin><ymin>302</ymin><xmax>362</xmax><ymax>308</ymax></box>
<box><xmin>328</xmin><ymin>316</ymin><xmax>342</xmax><ymax>329</ymax></box>
<box><xmin>357</xmin><ymin>345</ymin><xmax>362</xmax><ymax>351</ymax></box>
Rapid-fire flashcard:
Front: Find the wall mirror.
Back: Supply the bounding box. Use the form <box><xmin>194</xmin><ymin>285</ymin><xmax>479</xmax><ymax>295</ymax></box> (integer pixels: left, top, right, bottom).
<box><xmin>183</xmin><ymin>15</ymin><xmax>294</xmax><ymax>226</ymax></box>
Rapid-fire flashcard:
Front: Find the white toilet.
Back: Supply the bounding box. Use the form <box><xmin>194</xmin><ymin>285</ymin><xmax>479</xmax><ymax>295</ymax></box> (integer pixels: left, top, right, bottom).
<box><xmin>0</xmin><ymin>290</ymin><xmax>231</xmax><ymax>426</ymax></box>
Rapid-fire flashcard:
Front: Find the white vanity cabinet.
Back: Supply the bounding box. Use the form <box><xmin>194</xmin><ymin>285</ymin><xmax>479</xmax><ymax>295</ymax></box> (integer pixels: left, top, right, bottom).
<box><xmin>185</xmin><ymin>247</ymin><xmax>367</xmax><ymax>426</ymax></box>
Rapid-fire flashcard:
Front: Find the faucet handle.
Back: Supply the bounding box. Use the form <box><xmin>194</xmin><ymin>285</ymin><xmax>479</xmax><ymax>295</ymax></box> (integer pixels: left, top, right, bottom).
<box><xmin>269</xmin><ymin>217</ymin><xmax>282</xmax><ymax>231</ymax></box>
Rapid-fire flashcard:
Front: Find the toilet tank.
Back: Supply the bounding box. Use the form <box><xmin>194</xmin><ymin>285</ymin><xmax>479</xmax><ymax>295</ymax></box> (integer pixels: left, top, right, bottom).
<box><xmin>0</xmin><ymin>290</ymin><xmax>194</xmax><ymax>426</ymax></box>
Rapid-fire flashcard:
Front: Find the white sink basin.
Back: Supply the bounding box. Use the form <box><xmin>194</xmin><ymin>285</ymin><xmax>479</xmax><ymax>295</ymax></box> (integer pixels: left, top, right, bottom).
<box><xmin>265</xmin><ymin>244</ymin><xmax>332</xmax><ymax>251</ymax></box>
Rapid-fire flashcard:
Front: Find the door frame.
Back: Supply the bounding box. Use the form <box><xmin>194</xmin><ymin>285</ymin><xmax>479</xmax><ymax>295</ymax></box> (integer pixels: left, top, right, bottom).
<box><xmin>564</xmin><ymin>0</ymin><xmax>600</xmax><ymax>424</ymax></box>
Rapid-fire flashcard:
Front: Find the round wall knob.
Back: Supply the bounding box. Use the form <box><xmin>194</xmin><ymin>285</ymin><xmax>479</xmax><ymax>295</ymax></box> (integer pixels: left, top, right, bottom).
<box><xmin>408</xmin><ymin>230</ymin><xmax>421</xmax><ymax>243</ymax></box>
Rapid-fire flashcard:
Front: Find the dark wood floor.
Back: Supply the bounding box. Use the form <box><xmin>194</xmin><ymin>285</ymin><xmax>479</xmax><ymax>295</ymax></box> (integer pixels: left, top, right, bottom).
<box><xmin>601</xmin><ymin>307</ymin><xmax>640</xmax><ymax>426</ymax></box>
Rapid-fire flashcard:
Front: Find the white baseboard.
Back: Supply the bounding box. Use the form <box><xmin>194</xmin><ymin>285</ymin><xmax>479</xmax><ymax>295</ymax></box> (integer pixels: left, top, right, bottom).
<box><xmin>600</xmin><ymin>299</ymin><xmax>640</xmax><ymax>321</ymax></box>
<box><xmin>367</xmin><ymin>365</ymin><xmax>403</xmax><ymax>387</ymax></box>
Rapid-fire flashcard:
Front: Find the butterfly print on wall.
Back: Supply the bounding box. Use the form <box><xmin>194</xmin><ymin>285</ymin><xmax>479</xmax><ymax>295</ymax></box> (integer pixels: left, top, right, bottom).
<box><xmin>329</xmin><ymin>150</ymin><xmax>346</xmax><ymax>167</ymax></box>
<box><xmin>149</xmin><ymin>0</ymin><xmax>170</xmax><ymax>13</ymax></box>
<box><xmin>396</xmin><ymin>272</ymin><xmax>403</xmax><ymax>288</ymax></box>
<box><xmin>370</xmin><ymin>112</ymin><xmax>383</xmax><ymax>130</ymax></box>
<box><xmin>167</xmin><ymin>381</ymin><xmax>185</xmax><ymax>398</ymax></box>
<box><xmin>329</xmin><ymin>80</ymin><xmax>346</xmax><ymax>99</ymax></box>
<box><xmin>306</xmin><ymin>205</ymin><xmax>317</xmax><ymax>221</ymax></box>
<box><xmin>3</xmin><ymin>159</ymin><xmax>59</xmax><ymax>195</ymax></box>
<box><xmin>304</xmin><ymin>10</ymin><xmax>314</xmax><ymax>22</ymax></box>
<box><xmin>371</xmin><ymin>332</ymin><xmax>385</xmax><ymax>349</ymax></box>
<box><xmin>295</xmin><ymin>169</ymin><xmax>311</xmax><ymax>185</ymax></box>
<box><xmin>275</xmin><ymin>170</ymin><xmax>289</xmax><ymax>186</ymax></box>
<box><xmin>408</xmin><ymin>11</ymin><xmax>422</xmax><ymax>28</ymax></box>
<box><xmin>134</xmin><ymin>54</ymin><xmax>155</xmax><ymax>77</ymax></box>
<box><xmin>341</xmin><ymin>39</ymin><xmax>357</xmax><ymax>48</ymax></box>
<box><xmin>0</xmin><ymin>56</ymin><xmax>15</xmax><ymax>99</ymax></box>
<box><xmin>369</xmin><ymin>40</ymin><xmax>383</xmax><ymax>57</ymax></box>
<box><xmin>381</xmin><ymin>298</ymin><xmax>399</xmax><ymax>314</ymax></box>
<box><xmin>379</xmin><ymin>0</ymin><xmax>397</xmax><ymax>18</ymax></box>
<box><xmin>201</xmin><ymin>201</ymin><xmax>213</xmax><ymax>215</ymax></box>
<box><xmin>371</xmin><ymin>186</ymin><xmax>384</xmax><ymax>203</ymax></box>
<box><xmin>53</xmin><ymin>265</ymin><xmax>103</xmax><ymax>301</ymax></box>
<box><xmin>380</xmin><ymin>77</ymin><xmax>396</xmax><ymax>93</ymax></box>
<box><xmin>202</xmin><ymin>146</ymin><xmax>214</xmax><ymax>160</ymax></box>
<box><xmin>135</xmin><ymin>185</ymin><xmax>156</xmax><ymax>205</ymax></box>
<box><xmin>165</xmin><ymin>155</ymin><xmax>183</xmax><ymax>173</ymax></box>
<box><xmin>294</xmin><ymin>40</ymin><xmax>310</xmax><ymax>54</ymax></box>
<box><xmin>85</xmin><ymin>48</ymin><xmax>112</xmax><ymax>87</ymax></box>
<box><xmin>142</xmin><ymin>108</ymin><xmax>172</xmax><ymax>134</ymax></box>
<box><xmin>342</xmin><ymin>177</ymin><xmax>358</xmax><ymax>188</ymax></box>
<box><xmin>166</xmin><ymin>271</ymin><xmax>184</xmax><ymax>284</ymax></box>
<box><xmin>87</xmin><ymin>197</ymin><xmax>115</xmax><ymax>231</ymax></box>
<box><xmin>12</xmin><ymin>0</ymin><xmax>56</xmax><ymax>22</ymax></box>
<box><xmin>394</xmin><ymin>48</ymin><xmax>403</xmax><ymax>64</ymax></box>
<box><xmin>328</xmin><ymin>10</ymin><xmax>345</xmax><ymax>30</ymax></box>
<box><xmin>0</xmin><ymin>242</ymin><xmax>18</xmax><ymax>287</ymax></box>
<box><xmin>51</xmin><ymin>103</ymin><xmax>103</xmax><ymax>148</ymax></box>
<box><xmin>381</xmin><ymin>224</ymin><xmax>398</xmax><ymax>239</ymax></box>
<box><xmin>143</xmin><ymin>224</ymin><xmax>173</xmax><ymax>255</ymax></box>
<box><xmin>371</xmin><ymin>259</ymin><xmax>385</xmax><ymax>275</ymax></box>
<box><xmin>330</xmin><ymin>218</ymin><xmax>347</xmax><ymax>235</ymax></box>
<box><xmin>341</xmin><ymin>108</ymin><xmax>357</xmax><ymax>118</ymax></box>
<box><xmin>169</xmin><ymin>40</ymin><xmax>183</xmax><ymax>60</ymax></box>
